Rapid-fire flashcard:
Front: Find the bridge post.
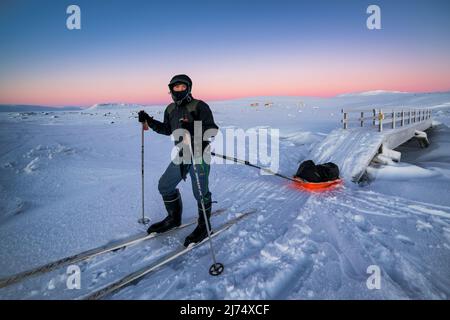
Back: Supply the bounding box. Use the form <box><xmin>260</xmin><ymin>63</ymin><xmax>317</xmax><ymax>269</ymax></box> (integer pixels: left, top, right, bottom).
<box><xmin>415</xmin><ymin>130</ymin><xmax>430</xmax><ymax>148</ymax></box>
<box><xmin>378</xmin><ymin>110</ymin><xmax>383</xmax><ymax>132</ymax></box>
<box><xmin>361</xmin><ymin>111</ymin><xmax>364</xmax><ymax>127</ymax></box>
<box><xmin>401</xmin><ymin>110</ymin><xmax>405</xmax><ymax>127</ymax></box>
<box><xmin>392</xmin><ymin>111</ymin><xmax>396</xmax><ymax>129</ymax></box>
<box><xmin>373</xmin><ymin>109</ymin><xmax>376</xmax><ymax>126</ymax></box>
<box><xmin>342</xmin><ymin>109</ymin><xmax>347</xmax><ymax>129</ymax></box>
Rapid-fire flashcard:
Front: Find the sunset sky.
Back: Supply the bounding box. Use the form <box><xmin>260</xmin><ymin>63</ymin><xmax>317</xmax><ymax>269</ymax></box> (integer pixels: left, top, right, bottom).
<box><xmin>1</xmin><ymin>0</ymin><xmax>450</xmax><ymax>107</ymax></box>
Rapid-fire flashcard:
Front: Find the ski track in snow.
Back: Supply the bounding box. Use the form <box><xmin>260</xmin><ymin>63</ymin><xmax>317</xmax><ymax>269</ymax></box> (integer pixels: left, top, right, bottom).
<box><xmin>1</xmin><ymin>94</ymin><xmax>450</xmax><ymax>299</ymax></box>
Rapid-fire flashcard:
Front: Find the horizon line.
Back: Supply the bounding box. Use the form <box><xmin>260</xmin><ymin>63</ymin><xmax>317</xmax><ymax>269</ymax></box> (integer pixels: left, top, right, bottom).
<box><xmin>1</xmin><ymin>88</ymin><xmax>450</xmax><ymax>109</ymax></box>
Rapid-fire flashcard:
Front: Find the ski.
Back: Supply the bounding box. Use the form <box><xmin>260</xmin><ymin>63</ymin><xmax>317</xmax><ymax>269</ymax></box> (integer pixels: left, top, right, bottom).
<box><xmin>84</xmin><ymin>209</ymin><xmax>257</xmax><ymax>300</ymax></box>
<box><xmin>0</xmin><ymin>208</ymin><xmax>227</xmax><ymax>289</ymax></box>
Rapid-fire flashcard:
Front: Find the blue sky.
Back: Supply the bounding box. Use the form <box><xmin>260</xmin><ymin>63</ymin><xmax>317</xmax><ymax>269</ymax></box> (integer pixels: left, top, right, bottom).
<box><xmin>1</xmin><ymin>0</ymin><xmax>449</xmax><ymax>106</ymax></box>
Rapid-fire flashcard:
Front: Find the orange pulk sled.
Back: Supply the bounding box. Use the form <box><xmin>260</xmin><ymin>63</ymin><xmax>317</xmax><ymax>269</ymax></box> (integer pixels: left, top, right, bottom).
<box><xmin>211</xmin><ymin>152</ymin><xmax>342</xmax><ymax>193</ymax></box>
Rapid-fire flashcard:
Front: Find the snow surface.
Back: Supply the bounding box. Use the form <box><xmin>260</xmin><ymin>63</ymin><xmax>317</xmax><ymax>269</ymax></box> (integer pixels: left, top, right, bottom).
<box><xmin>0</xmin><ymin>105</ymin><xmax>82</xmax><ymax>112</ymax></box>
<box><xmin>310</xmin><ymin>128</ymin><xmax>385</xmax><ymax>182</ymax></box>
<box><xmin>0</xmin><ymin>92</ymin><xmax>450</xmax><ymax>299</ymax></box>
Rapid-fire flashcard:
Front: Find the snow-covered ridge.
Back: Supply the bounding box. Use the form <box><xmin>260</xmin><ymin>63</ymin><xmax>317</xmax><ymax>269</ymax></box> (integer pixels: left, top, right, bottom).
<box><xmin>337</xmin><ymin>90</ymin><xmax>410</xmax><ymax>97</ymax></box>
<box><xmin>86</xmin><ymin>103</ymin><xmax>148</xmax><ymax>111</ymax></box>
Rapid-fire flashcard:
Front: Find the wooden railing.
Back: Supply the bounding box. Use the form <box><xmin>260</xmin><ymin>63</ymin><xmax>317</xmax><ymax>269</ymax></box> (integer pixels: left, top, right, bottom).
<box><xmin>341</xmin><ymin>108</ymin><xmax>432</xmax><ymax>132</ymax></box>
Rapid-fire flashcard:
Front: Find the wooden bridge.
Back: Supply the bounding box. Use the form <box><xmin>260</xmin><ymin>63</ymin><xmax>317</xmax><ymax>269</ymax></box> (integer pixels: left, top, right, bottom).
<box><xmin>310</xmin><ymin>108</ymin><xmax>433</xmax><ymax>182</ymax></box>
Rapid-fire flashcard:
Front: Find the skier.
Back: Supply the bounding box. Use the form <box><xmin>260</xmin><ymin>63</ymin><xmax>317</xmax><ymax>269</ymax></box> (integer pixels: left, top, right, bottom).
<box><xmin>138</xmin><ymin>74</ymin><xmax>219</xmax><ymax>247</ymax></box>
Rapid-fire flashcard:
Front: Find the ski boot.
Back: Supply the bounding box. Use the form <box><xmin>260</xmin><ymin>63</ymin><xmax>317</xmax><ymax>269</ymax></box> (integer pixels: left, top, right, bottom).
<box><xmin>147</xmin><ymin>190</ymin><xmax>182</xmax><ymax>234</ymax></box>
<box><xmin>184</xmin><ymin>198</ymin><xmax>212</xmax><ymax>247</ymax></box>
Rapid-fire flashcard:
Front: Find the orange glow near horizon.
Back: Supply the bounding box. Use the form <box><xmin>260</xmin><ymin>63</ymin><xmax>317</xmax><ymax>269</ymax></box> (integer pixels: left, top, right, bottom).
<box><xmin>1</xmin><ymin>54</ymin><xmax>450</xmax><ymax>107</ymax></box>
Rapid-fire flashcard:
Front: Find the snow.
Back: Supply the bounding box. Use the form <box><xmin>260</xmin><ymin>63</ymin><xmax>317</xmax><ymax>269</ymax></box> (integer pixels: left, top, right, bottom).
<box><xmin>0</xmin><ymin>92</ymin><xmax>450</xmax><ymax>299</ymax></box>
<box><xmin>86</xmin><ymin>103</ymin><xmax>147</xmax><ymax>111</ymax></box>
<box><xmin>367</xmin><ymin>162</ymin><xmax>439</xmax><ymax>181</ymax></box>
<box><xmin>338</xmin><ymin>90</ymin><xmax>410</xmax><ymax>97</ymax></box>
<box><xmin>310</xmin><ymin>128</ymin><xmax>385</xmax><ymax>182</ymax></box>
<box><xmin>0</xmin><ymin>105</ymin><xmax>81</xmax><ymax>112</ymax></box>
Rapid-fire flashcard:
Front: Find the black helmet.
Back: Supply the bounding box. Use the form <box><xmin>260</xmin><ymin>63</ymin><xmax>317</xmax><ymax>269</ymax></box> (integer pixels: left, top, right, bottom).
<box><xmin>168</xmin><ymin>74</ymin><xmax>192</xmax><ymax>90</ymax></box>
<box><xmin>168</xmin><ymin>74</ymin><xmax>192</xmax><ymax>104</ymax></box>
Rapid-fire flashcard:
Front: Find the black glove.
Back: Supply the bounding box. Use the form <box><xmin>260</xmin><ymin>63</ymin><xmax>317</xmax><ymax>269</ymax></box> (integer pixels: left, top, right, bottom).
<box><xmin>138</xmin><ymin>110</ymin><xmax>153</xmax><ymax>124</ymax></box>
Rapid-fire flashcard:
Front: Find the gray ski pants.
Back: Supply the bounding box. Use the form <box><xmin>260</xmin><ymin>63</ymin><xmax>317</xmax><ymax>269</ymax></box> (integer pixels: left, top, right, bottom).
<box><xmin>158</xmin><ymin>161</ymin><xmax>211</xmax><ymax>203</ymax></box>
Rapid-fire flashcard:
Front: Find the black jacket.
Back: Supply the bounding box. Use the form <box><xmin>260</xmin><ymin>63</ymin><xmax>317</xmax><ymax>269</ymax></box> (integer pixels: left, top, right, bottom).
<box><xmin>149</xmin><ymin>97</ymin><xmax>218</xmax><ymax>139</ymax></box>
<box><xmin>149</xmin><ymin>96</ymin><xmax>218</xmax><ymax>178</ymax></box>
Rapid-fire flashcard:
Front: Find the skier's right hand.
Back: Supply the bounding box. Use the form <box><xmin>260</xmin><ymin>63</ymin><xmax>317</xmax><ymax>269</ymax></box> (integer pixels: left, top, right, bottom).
<box><xmin>138</xmin><ymin>110</ymin><xmax>153</xmax><ymax>124</ymax></box>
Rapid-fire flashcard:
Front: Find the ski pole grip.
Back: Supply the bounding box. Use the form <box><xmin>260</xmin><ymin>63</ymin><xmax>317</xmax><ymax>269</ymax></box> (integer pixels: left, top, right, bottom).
<box><xmin>139</xmin><ymin>110</ymin><xmax>150</xmax><ymax>131</ymax></box>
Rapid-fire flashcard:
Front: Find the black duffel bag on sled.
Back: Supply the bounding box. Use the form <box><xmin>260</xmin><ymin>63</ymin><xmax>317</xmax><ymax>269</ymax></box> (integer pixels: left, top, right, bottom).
<box><xmin>294</xmin><ymin>160</ymin><xmax>340</xmax><ymax>183</ymax></box>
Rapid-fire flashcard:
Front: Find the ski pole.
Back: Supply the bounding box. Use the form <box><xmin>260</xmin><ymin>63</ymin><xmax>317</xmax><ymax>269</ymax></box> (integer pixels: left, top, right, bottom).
<box><xmin>211</xmin><ymin>152</ymin><xmax>298</xmax><ymax>182</ymax></box>
<box><xmin>138</xmin><ymin>119</ymin><xmax>150</xmax><ymax>225</ymax></box>
<box><xmin>186</xmin><ymin>134</ymin><xmax>224</xmax><ymax>276</ymax></box>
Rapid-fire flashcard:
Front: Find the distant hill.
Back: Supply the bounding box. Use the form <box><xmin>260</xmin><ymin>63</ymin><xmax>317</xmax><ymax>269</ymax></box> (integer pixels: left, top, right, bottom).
<box><xmin>337</xmin><ymin>90</ymin><xmax>410</xmax><ymax>97</ymax></box>
<box><xmin>86</xmin><ymin>103</ymin><xmax>147</xmax><ymax>111</ymax></box>
<box><xmin>0</xmin><ymin>105</ymin><xmax>82</xmax><ymax>112</ymax></box>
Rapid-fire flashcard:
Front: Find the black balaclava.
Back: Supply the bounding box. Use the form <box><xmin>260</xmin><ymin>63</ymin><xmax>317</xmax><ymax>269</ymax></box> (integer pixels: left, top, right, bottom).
<box><xmin>168</xmin><ymin>74</ymin><xmax>193</xmax><ymax>105</ymax></box>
